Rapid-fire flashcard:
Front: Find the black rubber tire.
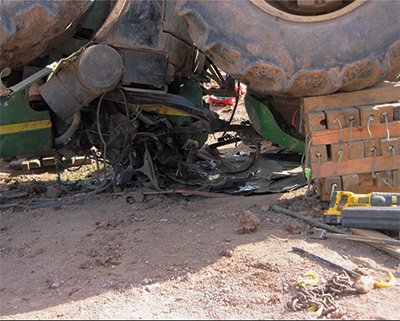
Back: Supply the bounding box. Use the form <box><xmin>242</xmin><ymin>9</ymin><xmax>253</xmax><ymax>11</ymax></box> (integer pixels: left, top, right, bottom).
<box><xmin>176</xmin><ymin>0</ymin><xmax>400</xmax><ymax>97</ymax></box>
<box><xmin>0</xmin><ymin>0</ymin><xmax>92</xmax><ymax>68</ymax></box>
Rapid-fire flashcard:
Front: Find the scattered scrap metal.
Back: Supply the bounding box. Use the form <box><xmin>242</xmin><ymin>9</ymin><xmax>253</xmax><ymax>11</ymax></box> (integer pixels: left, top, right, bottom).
<box><xmin>0</xmin><ymin>146</ymin><xmax>307</xmax><ymax>210</ymax></box>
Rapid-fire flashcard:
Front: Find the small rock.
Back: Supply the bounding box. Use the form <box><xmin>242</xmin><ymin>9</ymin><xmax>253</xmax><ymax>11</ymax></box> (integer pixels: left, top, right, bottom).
<box><xmin>51</xmin><ymin>282</ymin><xmax>61</xmax><ymax>289</ymax></box>
<box><xmin>132</xmin><ymin>192</ymin><xmax>145</xmax><ymax>203</ymax></box>
<box><xmin>225</xmin><ymin>249</ymin><xmax>234</xmax><ymax>258</ymax></box>
<box><xmin>284</xmin><ymin>221</ymin><xmax>304</xmax><ymax>234</ymax></box>
<box><xmin>141</xmin><ymin>278</ymin><xmax>150</xmax><ymax>285</ymax></box>
<box><xmin>235</xmin><ymin>210</ymin><xmax>260</xmax><ymax>234</ymax></box>
<box><xmin>28</xmin><ymin>183</ymin><xmax>47</xmax><ymax>195</ymax></box>
<box><xmin>26</xmin><ymin>248</ymin><xmax>44</xmax><ymax>258</ymax></box>
<box><xmin>224</xmin><ymin>236</ymin><xmax>232</xmax><ymax>242</ymax></box>
<box><xmin>96</xmin><ymin>221</ymin><xmax>109</xmax><ymax>229</ymax></box>
<box><xmin>95</xmin><ymin>257</ymin><xmax>108</xmax><ymax>266</ymax></box>
<box><xmin>113</xmin><ymin>186</ymin><xmax>123</xmax><ymax>193</ymax></box>
<box><xmin>79</xmin><ymin>262</ymin><xmax>90</xmax><ymax>269</ymax></box>
<box><xmin>331</xmin><ymin>307</ymin><xmax>347</xmax><ymax>319</ymax></box>
<box><xmin>175</xmin><ymin>297</ymin><xmax>184</xmax><ymax>301</ymax></box>
<box><xmin>46</xmin><ymin>186</ymin><xmax>60</xmax><ymax>198</ymax></box>
<box><xmin>353</xmin><ymin>276</ymin><xmax>374</xmax><ymax>293</ymax></box>
<box><xmin>261</xmin><ymin>205</ymin><xmax>270</xmax><ymax>212</ymax></box>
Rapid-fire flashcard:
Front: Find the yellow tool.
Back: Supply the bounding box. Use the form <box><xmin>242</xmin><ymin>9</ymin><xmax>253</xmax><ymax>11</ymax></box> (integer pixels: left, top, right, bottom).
<box><xmin>296</xmin><ymin>271</ymin><xmax>319</xmax><ymax>288</ymax></box>
<box><xmin>296</xmin><ymin>271</ymin><xmax>322</xmax><ymax>313</ymax></box>
<box><xmin>374</xmin><ymin>271</ymin><xmax>396</xmax><ymax>288</ymax></box>
<box><xmin>324</xmin><ymin>191</ymin><xmax>400</xmax><ymax>224</ymax></box>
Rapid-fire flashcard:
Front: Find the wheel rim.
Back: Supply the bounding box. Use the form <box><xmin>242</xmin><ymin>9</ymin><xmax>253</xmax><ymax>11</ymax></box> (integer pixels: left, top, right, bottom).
<box><xmin>250</xmin><ymin>0</ymin><xmax>367</xmax><ymax>22</ymax></box>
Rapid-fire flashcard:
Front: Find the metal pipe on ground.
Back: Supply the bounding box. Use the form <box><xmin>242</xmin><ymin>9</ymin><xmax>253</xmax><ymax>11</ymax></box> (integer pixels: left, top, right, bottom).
<box><xmin>271</xmin><ymin>205</ymin><xmax>350</xmax><ymax>234</ymax></box>
<box><xmin>272</xmin><ymin>205</ymin><xmax>400</xmax><ymax>259</ymax></box>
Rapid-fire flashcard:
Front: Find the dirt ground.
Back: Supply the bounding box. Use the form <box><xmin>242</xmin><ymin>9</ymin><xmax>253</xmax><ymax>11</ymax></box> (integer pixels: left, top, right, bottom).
<box><xmin>1</xmin><ymin>99</ymin><xmax>399</xmax><ymax>320</ymax></box>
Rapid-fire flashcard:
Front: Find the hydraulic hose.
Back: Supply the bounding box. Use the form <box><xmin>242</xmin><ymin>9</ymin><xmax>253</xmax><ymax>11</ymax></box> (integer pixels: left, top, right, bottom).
<box><xmin>54</xmin><ymin>111</ymin><xmax>81</xmax><ymax>146</ymax></box>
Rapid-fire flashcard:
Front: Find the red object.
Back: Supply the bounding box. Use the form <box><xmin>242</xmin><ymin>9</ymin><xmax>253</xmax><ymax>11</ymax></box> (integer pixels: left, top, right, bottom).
<box><xmin>291</xmin><ymin>107</ymin><xmax>300</xmax><ymax>128</ymax></box>
<box><xmin>135</xmin><ymin>228</ymin><xmax>140</xmax><ymax>232</ymax></box>
<box><xmin>208</xmin><ymin>96</ymin><xmax>236</xmax><ymax>106</ymax></box>
<box><xmin>235</xmin><ymin>83</ymin><xmax>247</xmax><ymax>95</ymax></box>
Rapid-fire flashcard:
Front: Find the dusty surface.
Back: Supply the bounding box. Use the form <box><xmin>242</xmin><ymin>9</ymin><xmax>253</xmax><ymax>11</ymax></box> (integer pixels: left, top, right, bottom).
<box><xmin>1</xmin><ymin>99</ymin><xmax>400</xmax><ymax>320</ymax></box>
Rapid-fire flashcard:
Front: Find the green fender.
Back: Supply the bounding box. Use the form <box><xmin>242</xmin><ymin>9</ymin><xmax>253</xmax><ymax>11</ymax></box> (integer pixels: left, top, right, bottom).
<box><xmin>244</xmin><ymin>94</ymin><xmax>305</xmax><ymax>154</ymax></box>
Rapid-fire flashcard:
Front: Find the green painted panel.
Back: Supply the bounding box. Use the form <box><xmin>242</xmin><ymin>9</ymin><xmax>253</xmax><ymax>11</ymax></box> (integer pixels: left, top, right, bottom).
<box><xmin>0</xmin><ymin>129</ymin><xmax>53</xmax><ymax>158</ymax></box>
<box><xmin>1</xmin><ymin>91</ymin><xmax>51</xmax><ymax>124</ymax></box>
<box><xmin>244</xmin><ymin>94</ymin><xmax>305</xmax><ymax>154</ymax></box>
<box><xmin>1</xmin><ymin>91</ymin><xmax>53</xmax><ymax>158</ymax></box>
<box><xmin>178</xmin><ymin>80</ymin><xmax>208</xmax><ymax>148</ymax></box>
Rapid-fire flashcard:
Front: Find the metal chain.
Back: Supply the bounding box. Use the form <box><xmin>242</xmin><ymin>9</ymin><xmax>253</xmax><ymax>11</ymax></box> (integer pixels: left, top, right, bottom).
<box><xmin>289</xmin><ymin>271</ymin><xmax>356</xmax><ymax>317</ymax></box>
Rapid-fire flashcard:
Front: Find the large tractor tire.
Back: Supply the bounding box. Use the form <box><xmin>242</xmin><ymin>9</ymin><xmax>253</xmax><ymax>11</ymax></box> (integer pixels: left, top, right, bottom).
<box><xmin>176</xmin><ymin>0</ymin><xmax>400</xmax><ymax>97</ymax></box>
<box><xmin>0</xmin><ymin>0</ymin><xmax>93</xmax><ymax>68</ymax></box>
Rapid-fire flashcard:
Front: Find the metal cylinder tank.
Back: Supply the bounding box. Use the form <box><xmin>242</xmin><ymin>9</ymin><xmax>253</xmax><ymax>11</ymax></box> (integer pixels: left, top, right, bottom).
<box><xmin>39</xmin><ymin>44</ymin><xmax>123</xmax><ymax>121</ymax></box>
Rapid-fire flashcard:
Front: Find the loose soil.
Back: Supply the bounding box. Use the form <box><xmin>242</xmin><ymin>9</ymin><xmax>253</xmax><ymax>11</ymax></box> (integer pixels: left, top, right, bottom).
<box><xmin>1</xmin><ymin>100</ymin><xmax>399</xmax><ymax>320</ymax></box>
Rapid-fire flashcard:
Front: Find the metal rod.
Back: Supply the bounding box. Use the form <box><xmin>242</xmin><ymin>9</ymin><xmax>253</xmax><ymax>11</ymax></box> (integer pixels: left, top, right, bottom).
<box><xmin>334</xmin><ymin>117</ymin><xmax>343</xmax><ymax>143</ymax></box>
<box><xmin>371</xmin><ymin>146</ymin><xmax>377</xmax><ymax>179</ymax></box>
<box><xmin>389</xmin><ymin>145</ymin><xmax>396</xmax><ymax>172</ymax></box>
<box><xmin>271</xmin><ymin>205</ymin><xmax>351</xmax><ymax>235</ymax></box>
<box><xmin>367</xmin><ymin>115</ymin><xmax>374</xmax><ymax>139</ymax></box>
<box><xmin>9</xmin><ymin>62</ymin><xmax>58</xmax><ymax>94</ymax></box>
<box><xmin>334</xmin><ymin>150</ymin><xmax>344</xmax><ymax>174</ymax></box>
<box><xmin>383</xmin><ymin>112</ymin><xmax>390</xmax><ymax>141</ymax></box>
<box><xmin>292</xmin><ymin>247</ymin><xmax>362</xmax><ymax>279</ymax></box>
<box><xmin>348</xmin><ymin>118</ymin><xmax>354</xmax><ymax>147</ymax></box>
